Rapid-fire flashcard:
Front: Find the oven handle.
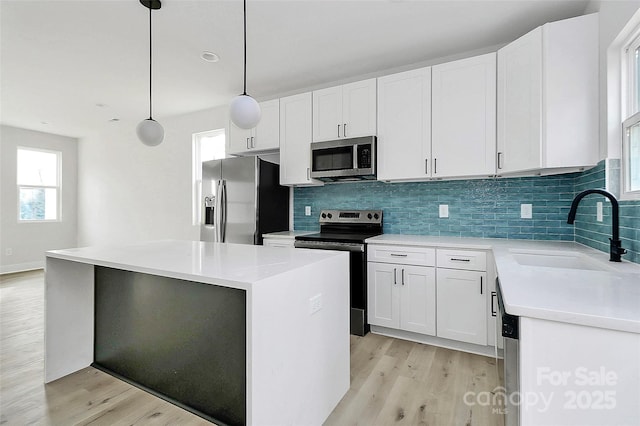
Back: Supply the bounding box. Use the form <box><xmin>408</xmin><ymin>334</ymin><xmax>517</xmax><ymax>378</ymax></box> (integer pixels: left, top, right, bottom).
<box><xmin>294</xmin><ymin>240</ymin><xmax>365</xmax><ymax>252</ymax></box>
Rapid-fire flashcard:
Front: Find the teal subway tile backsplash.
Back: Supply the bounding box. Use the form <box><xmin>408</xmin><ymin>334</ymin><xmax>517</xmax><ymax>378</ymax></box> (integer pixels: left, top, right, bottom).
<box><xmin>294</xmin><ymin>161</ymin><xmax>640</xmax><ymax>264</ymax></box>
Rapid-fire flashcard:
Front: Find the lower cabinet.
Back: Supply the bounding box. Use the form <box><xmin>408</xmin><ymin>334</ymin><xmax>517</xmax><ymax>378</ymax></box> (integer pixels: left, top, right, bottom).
<box><xmin>368</xmin><ymin>262</ymin><xmax>436</xmax><ymax>336</ymax></box>
<box><xmin>436</xmin><ymin>268</ymin><xmax>487</xmax><ymax>346</ymax></box>
<box><xmin>263</xmin><ymin>238</ymin><xmax>294</xmax><ymax>248</ymax></box>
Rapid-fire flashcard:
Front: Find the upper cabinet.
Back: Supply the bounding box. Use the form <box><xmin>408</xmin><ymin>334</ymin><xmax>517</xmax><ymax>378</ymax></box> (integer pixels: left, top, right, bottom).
<box><xmin>228</xmin><ymin>99</ymin><xmax>280</xmax><ymax>156</ymax></box>
<box><xmin>312</xmin><ymin>79</ymin><xmax>377</xmax><ymax>142</ymax></box>
<box><xmin>432</xmin><ymin>52</ymin><xmax>496</xmax><ymax>178</ymax></box>
<box><xmin>377</xmin><ymin>67</ymin><xmax>432</xmax><ymax>181</ymax></box>
<box><xmin>497</xmin><ymin>13</ymin><xmax>599</xmax><ymax>176</ymax></box>
<box><xmin>279</xmin><ymin>93</ymin><xmax>323</xmax><ymax>186</ymax></box>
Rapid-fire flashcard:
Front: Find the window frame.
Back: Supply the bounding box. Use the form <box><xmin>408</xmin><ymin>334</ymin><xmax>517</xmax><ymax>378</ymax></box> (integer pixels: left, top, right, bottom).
<box><xmin>621</xmin><ymin>29</ymin><xmax>640</xmax><ymax>200</ymax></box>
<box><xmin>16</xmin><ymin>146</ymin><xmax>62</xmax><ymax>223</ymax></box>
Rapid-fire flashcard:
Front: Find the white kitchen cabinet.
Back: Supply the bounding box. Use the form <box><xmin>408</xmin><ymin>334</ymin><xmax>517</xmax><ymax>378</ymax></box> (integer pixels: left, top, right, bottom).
<box><xmin>367</xmin><ymin>245</ymin><xmax>436</xmax><ymax>336</ymax></box>
<box><xmin>431</xmin><ymin>52</ymin><xmax>496</xmax><ymax>178</ymax></box>
<box><xmin>228</xmin><ymin>99</ymin><xmax>280</xmax><ymax>155</ymax></box>
<box><xmin>312</xmin><ymin>79</ymin><xmax>377</xmax><ymax>142</ymax></box>
<box><xmin>376</xmin><ymin>67</ymin><xmax>431</xmax><ymax>181</ymax></box>
<box><xmin>279</xmin><ymin>93</ymin><xmax>323</xmax><ymax>186</ymax></box>
<box><xmin>436</xmin><ymin>268</ymin><xmax>487</xmax><ymax>346</ymax></box>
<box><xmin>367</xmin><ymin>262</ymin><xmax>436</xmax><ymax>336</ymax></box>
<box><xmin>263</xmin><ymin>238</ymin><xmax>294</xmax><ymax>248</ymax></box>
<box><xmin>497</xmin><ymin>13</ymin><xmax>598</xmax><ymax>176</ymax></box>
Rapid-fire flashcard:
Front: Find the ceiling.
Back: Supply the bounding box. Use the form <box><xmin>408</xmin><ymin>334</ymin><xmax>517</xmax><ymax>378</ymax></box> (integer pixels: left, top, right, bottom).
<box><xmin>1</xmin><ymin>0</ymin><xmax>591</xmax><ymax>139</ymax></box>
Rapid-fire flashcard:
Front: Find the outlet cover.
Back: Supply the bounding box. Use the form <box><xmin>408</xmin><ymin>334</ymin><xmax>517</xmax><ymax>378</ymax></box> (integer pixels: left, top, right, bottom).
<box><xmin>521</xmin><ymin>204</ymin><xmax>533</xmax><ymax>219</ymax></box>
<box><xmin>597</xmin><ymin>202</ymin><xmax>603</xmax><ymax>222</ymax></box>
<box><xmin>5</xmin><ymin>248</ymin><xmax>12</xmax><ymax>256</ymax></box>
<box><xmin>439</xmin><ymin>204</ymin><xmax>449</xmax><ymax>218</ymax></box>
<box><xmin>309</xmin><ymin>294</ymin><xmax>322</xmax><ymax>315</ymax></box>
<box><xmin>305</xmin><ymin>206</ymin><xmax>311</xmax><ymax>216</ymax></box>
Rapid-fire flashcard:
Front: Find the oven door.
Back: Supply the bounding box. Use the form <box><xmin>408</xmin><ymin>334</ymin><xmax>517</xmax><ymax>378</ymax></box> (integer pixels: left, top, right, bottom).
<box><xmin>294</xmin><ymin>240</ymin><xmax>369</xmax><ymax>336</ymax></box>
<box><xmin>497</xmin><ymin>278</ymin><xmax>520</xmax><ymax>426</ymax></box>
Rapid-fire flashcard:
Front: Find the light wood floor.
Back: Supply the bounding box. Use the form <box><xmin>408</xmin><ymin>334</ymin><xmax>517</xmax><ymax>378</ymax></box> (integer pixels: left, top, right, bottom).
<box><xmin>1</xmin><ymin>270</ymin><xmax>504</xmax><ymax>425</ymax></box>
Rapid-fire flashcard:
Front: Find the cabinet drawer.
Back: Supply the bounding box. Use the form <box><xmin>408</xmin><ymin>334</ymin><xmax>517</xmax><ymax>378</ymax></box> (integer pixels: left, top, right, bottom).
<box><xmin>437</xmin><ymin>249</ymin><xmax>487</xmax><ymax>271</ymax></box>
<box><xmin>263</xmin><ymin>239</ymin><xmax>294</xmax><ymax>248</ymax></box>
<box><xmin>367</xmin><ymin>245</ymin><xmax>436</xmax><ymax>267</ymax></box>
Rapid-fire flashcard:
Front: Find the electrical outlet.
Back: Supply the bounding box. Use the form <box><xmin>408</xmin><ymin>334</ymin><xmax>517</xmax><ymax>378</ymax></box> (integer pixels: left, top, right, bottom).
<box><xmin>521</xmin><ymin>204</ymin><xmax>533</xmax><ymax>219</ymax></box>
<box><xmin>309</xmin><ymin>294</ymin><xmax>322</xmax><ymax>315</ymax></box>
<box><xmin>597</xmin><ymin>202</ymin><xmax>603</xmax><ymax>222</ymax></box>
<box><xmin>5</xmin><ymin>248</ymin><xmax>12</xmax><ymax>256</ymax></box>
<box><xmin>439</xmin><ymin>204</ymin><xmax>449</xmax><ymax>218</ymax></box>
<box><xmin>305</xmin><ymin>206</ymin><xmax>311</xmax><ymax>216</ymax></box>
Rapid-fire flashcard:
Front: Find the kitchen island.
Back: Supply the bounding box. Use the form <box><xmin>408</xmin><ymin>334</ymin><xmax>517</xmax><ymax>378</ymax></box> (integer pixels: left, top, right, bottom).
<box><xmin>45</xmin><ymin>240</ymin><xmax>350</xmax><ymax>426</ymax></box>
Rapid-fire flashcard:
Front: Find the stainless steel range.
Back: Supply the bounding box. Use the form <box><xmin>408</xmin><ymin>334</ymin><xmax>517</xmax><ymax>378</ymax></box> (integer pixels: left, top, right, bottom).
<box><xmin>294</xmin><ymin>209</ymin><xmax>383</xmax><ymax>336</ymax></box>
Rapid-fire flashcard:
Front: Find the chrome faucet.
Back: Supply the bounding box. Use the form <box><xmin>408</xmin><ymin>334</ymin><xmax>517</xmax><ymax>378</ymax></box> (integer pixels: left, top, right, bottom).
<box><xmin>567</xmin><ymin>189</ymin><xmax>627</xmax><ymax>262</ymax></box>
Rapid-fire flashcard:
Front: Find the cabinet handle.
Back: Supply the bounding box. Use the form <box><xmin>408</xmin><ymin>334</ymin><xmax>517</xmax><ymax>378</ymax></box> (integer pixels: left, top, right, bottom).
<box><xmin>425</xmin><ymin>158</ymin><xmax>428</xmax><ymax>174</ymax></box>
<box><xmin>401</xmin><ymin>268</ymin><xmax>405</xmax><ymax>285</ymax></box>
<box><xmin>344</xmin><ymin>123</ymin><xmax>347</xmax><ymax>137</ymax></box>
<box><xmin>491</xmin><ymin>291</ymin><xmax>497</xmax><ymax>316</ymax></box>
<box><xmin>393</xmin><ymin>268</ymin><xmax>397</xmax><ymax>285</ymax></box>
<box><xmin>246</xmin><ymin>137</ymin><xmax>250</xmax><ymax>150</ymax></box>
<box><xmin>450</xmin><ymin>258</ymin><xmax>470</xmax><ymax>262</ymax></box>
<box><xmin>307</xmin><ymin>167</ymin><xmax>310</xmax><ymax>180</ymax></box>
<box><xmin>338</xmin><ymin>124</ymin><xmax>341</xmax><ymax>138</ymax></box>
<box><xmin>480</xmin><ymin>276</ymin><xmax>483</xmax><ymax>295</ymax></box>
<box><xmin>497</xmin><ymin>152</ymin><xmax>503</xmax><ymax>170</ymax></box>
<box><xmin>251</xmin><ymin>136</ymin><xmax>255</xmax><ymax>148</ymax></box>
<box><xmin>390</xmin><ymin>253</ymin><xmax>408</xmax><ymax>257</ymax></box>
<box><xmin>434</xmin><ymin>158</ymin><xmax>437</xmax><ymax>174</ymax></box>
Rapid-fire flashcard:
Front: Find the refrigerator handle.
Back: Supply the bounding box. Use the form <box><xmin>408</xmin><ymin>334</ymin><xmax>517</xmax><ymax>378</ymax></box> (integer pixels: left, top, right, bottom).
<box><xmin>220</xmin><ymin>180</ymin><xmax>227</xmax><ymax>242</ymax></box>
<box><xmin>214</xmin><ymin>180</ymin><xmax>223</xmax><ymax>242</ymax></box>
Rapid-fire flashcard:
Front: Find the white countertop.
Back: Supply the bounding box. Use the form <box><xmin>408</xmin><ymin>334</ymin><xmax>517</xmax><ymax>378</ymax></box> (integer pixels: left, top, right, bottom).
<box><xmin>46</xmin><ymin>240</ymin><xmax>345</xmax><ymax>291</ymax></box>
<box><xmin>367</xmin><ymin>235</ymin><xmax>640</xmax><ymax>333</ymax></box>
<box><xmin>262</xmin><ymin>231</ymin><xmax>316</xmax><ymax>239</ymax></box>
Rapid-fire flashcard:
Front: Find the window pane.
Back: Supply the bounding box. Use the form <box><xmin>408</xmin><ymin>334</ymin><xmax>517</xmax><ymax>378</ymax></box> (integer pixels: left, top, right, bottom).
<box><xmin>630</xmin><ymin>122</ymin><xmax>640</xmax><ymax>191</ymax></box>
<box><xmin>17</xmin><ymin>148</ymin><xmax>58</xmax><ymax>185</ymax></box>
<box><xmin>635</xmin><ymin>47</ymin><xmax>640</xmax><ymax>114</ymax></box>
<box><xmin>199</xmin><ymin>133</ymin><xmax>226</xmax><ymax>161</ymax></box>
<box><xmin>19</xmin><ymin>187</ymin><xmax>57</xmax><ymax>220</ymax></box>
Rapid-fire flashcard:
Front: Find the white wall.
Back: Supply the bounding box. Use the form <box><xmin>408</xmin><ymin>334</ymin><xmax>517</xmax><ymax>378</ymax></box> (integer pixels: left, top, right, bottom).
<box><xmin>0</xmin><ymin>125</ymin><xmax>78</xmax><ymax>273</ymax></box>
<box><xmin>586</xmin><ymin>0</ymin><xmax>640</xmax><ymax>159</ymax></box>
<box><xmin>77</xmin><ymin>105</ymin><xmax>228</xmax><ymax>246</ymax></box>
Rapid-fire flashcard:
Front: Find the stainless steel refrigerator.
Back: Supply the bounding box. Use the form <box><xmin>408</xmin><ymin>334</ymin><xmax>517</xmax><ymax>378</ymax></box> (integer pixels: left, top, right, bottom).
<box><xmin>200</xmin><ymin>156</ymin><xmax>289</xmax><ymax>245</ymax></box>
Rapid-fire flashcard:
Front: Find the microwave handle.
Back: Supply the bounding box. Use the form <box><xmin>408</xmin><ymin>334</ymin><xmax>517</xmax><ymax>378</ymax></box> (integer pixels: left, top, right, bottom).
<box><xmin>353</xmin><ymin>145</ymin><xmax>358</xmax><ymax>169</ymax></box>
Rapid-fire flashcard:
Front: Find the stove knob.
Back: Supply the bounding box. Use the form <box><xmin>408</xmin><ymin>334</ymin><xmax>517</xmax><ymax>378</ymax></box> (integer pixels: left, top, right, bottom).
<box><xmin>327</xmin><ymin>213</ymin><xmax>333</xmax><ymax>219</ymax></box>
<box><xmin>321</xmin><ymin>213</ymin><xmax>326</xmax><ymax>219</ymax></box>
<box><xmin>373</xmin><ymin>213</ymin><xmax>379</xmax><ymax>220</ymax></box>
<box><xmin>367</xmin><ymin>213</ymin><xmax>373</xmax><ymax>219</ymax></box>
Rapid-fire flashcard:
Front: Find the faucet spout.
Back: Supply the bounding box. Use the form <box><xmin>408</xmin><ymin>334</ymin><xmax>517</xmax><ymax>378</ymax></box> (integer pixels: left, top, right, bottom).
<box><xmin>567</xmin><ymin>189</ymin><xmax>626</xmax><ymax>262</ymax></box>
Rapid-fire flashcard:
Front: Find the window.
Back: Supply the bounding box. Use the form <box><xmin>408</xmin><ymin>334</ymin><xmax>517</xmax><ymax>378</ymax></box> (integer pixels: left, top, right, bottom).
<box><xmin>17</xmin><ymin>147</ymin><xmax>61</xmax><ymax>221</ymax></box>
<box><xmin>622</xmin><ymin>31</ymin><xmax>640</xmax><ymax>199</ymax></box>
<box><xmin>192</xmin><ymin>129</ymin><xmax>226</xmax><ymax>225</ymax></box>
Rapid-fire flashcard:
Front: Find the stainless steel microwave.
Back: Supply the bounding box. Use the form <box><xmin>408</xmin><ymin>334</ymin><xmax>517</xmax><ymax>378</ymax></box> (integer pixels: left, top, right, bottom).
<box><xmin>310</xmin><ymin>136</ymin><xmax>376</xmax><ymax>181</ymax></box>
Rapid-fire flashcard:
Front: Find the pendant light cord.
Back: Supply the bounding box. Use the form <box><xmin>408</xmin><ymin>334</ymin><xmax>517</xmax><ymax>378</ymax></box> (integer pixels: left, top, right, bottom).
<box><xmin>242</xmin><ymin>0</ymin><xmax>247</xmax><ymax>96</ymax></box>
<box><xmin>148</xmin><ymin>6</ymin><xmax>153</xmax><ymax>119</ymax></box>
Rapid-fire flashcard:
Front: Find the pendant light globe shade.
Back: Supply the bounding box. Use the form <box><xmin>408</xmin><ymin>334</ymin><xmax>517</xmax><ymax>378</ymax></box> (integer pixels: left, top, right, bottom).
<box><xmin>230</xmin><ymin>94</ymin><xmax>261</xmax><ymax>129</ymax></box>
<box><xmin>136</xmin><ymin>118</ymin><xmax>165</xmax><ymax>146</ymax></box>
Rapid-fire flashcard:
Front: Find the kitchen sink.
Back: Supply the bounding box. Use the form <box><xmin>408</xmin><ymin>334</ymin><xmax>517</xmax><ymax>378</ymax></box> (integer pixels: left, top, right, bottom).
<box><xmin>509</xmin><ymin>249</ymin><xmax>613</xmax><ymax>272</ymax></box>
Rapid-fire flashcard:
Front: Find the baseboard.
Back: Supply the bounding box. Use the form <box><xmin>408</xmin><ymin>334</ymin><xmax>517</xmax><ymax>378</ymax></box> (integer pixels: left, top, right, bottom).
<box><xmin>0</xmin><ymin>261</ymin><xmax>45</xmax><ymax>275</ymax></box>
<box><xmin>371</xmin><ymin>325</ymin><xmax>504</xmax><ymax>359</ymax></box>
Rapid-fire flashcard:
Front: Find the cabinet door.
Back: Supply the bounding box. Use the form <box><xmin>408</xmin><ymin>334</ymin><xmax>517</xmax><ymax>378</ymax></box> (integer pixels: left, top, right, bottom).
<box><xmin>253</xmin><ymin>99</ymin><xmax>280</xmax><ymax>151</ymax></box>
<box><xmin>377</xmin><ymin>67</ymin><xmax>431</xmax><ymax>181</ymax></box>
<box><xmin>432</xmin><ymin>53</ymin><xmax>496</xmax><ymax>178</ymax></box>
<box><xmin>279</xmin><ymin>93</ymin><xmax>321</xmax><ymax>186</ymax></box>
<box><xmin>497</xmin><ymin>27</ymin><xmax>542</xmax><ymax>174</ymax></box>
<box><xmin>312</xmin><ymin>86</ymin><xmax>342</xmax><ymax>142</ymax></box>
<box><xmin>367</xmin><ymin>262</ymin><xmax>400</xmax><ymax>329</ymax></box>
<box><xmin>399</xmin><ymin>265</ymin><xmax>436</xmax><ymax>336</ymax></box>
<box><xmin>436</xmin><ymin>268</ymin><xmax>487</xmax><ymax>346</ymax></box>
<box><xmin>228</xmin><ymin>123</ymin><xmax>253</xmax><ymax>155</ymax></box>
<box><xmin>342</xmin><ymin>79</ymin><xmax>377</xmax><ymax>139</ymax></box>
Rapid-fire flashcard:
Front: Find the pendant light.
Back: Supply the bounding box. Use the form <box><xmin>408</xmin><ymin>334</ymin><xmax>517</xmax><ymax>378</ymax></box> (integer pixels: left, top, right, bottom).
<box><xmin>229</xmin><ymin>0</ymin><xmax>261</xmax><ymax>130</ymax></box>
<box><xmin>136</xmin><ymin>0</ymin><xmax>164</xmax><ymax>146</ymax></box>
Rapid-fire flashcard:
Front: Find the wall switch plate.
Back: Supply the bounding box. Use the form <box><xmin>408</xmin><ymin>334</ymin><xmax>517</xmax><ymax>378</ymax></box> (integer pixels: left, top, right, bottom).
<box><xmin>309</xmin><ymin>294</ymin><xmax>322</xmax><ymax>315</ymax></box>
<box><xmin>5</xmin><ymin>248</ymin><xmax>12</xmax><ymax>256</ymax></box>
<box><xmin>439</xmin><ymin>204</ymin><xmax>449</xmax><ymax>218</ymax></box>
<box><xmin>305</xmin><ymin>206</ymin><xmax>311</xmax><ymax>216</ymax></box>
<box><xmin>521</xmin><ymin>204</ymin><xmax>533</xmax><ymax>219</ymax></box>
<box><xmin>597</xmin><ymin>202</ymin><xmax>603</xmax><ymax>222</ymax></box>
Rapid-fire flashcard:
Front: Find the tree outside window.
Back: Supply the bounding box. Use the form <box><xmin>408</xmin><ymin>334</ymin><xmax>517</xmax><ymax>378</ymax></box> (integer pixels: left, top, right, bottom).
<box><xmin>17</xmin><ymin>147</ymin><xmax>60</xmax><ymax>221</ymax></box>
